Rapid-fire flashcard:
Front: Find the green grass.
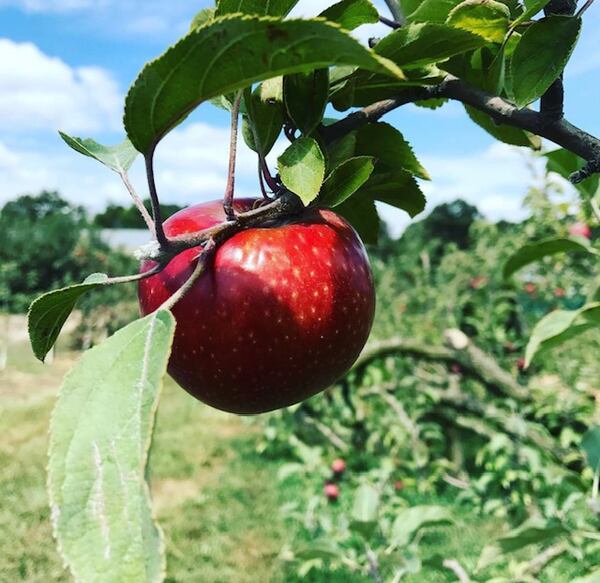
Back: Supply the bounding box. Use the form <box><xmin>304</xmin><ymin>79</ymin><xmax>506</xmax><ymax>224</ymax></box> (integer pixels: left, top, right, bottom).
<box><xmin>0</xmin><ymin>346</ymin><xmax>591</xmax><ymax>582</ymax></box>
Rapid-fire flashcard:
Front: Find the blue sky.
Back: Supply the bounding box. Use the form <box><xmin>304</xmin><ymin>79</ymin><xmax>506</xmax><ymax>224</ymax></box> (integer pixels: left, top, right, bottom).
<box><xmin>0</xmin><ymin>0</ymin><xmax>598</xmax><ymax>235</ymax></box>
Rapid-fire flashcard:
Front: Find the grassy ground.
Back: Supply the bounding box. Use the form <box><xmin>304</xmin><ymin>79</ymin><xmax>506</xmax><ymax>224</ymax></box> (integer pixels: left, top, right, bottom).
<box><xmin>0</xmin><ymin>341</ymin><xmax>589</xmax><ymax>582</ymax></box>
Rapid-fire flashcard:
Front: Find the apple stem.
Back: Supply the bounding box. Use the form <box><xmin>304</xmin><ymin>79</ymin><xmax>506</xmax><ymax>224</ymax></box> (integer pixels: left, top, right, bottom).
<box><xmin>223</xmin><ymin>91</ymin><xmax>243</xmax><ymax>222</ymax></box>
<box><xmin>159</xmin><ymin>240</ymin><xmax>216</xmax><ymax>312</ymax></box>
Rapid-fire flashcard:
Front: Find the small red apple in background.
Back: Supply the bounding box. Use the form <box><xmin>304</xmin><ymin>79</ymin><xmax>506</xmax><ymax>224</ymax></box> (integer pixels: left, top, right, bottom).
<box><xmin>469</xmin><ymin>275</ymin><xmax>487</xmax><ymax>290</ymax></box>
<box><xmin>394</xmin><ymin>480</ymin><xmax>405</xmax><ymax>492</ymax></box>
<box><xmin>517</xmin><ymin>357</ymin><xmax>526</xmax><ymax>371</ymax></box>
<box><xmin>554</xmin><ymin>287</ymin><xmax>566</xmax><ymax>298</ymax></box>
<box><xmin>324</xmin><ymin>483</ymin><xmax>340</xmax><ymax>502</ymax></box>
<box><xmin>568</xmin><ymin>222</ymin><xmax>592</xmax><ymax>239</ymax></box>
<box><xmin>331</xmin><ymin>458</ymin><xmax>346</xmax><ymax>476</ymax></box>
<box><xmin>139</xmin><ymin>199</ymin><xmax>375</xmax><ymax>415</ymax></box>
<box><xmin>524</xmin><ymin>282</ymin><xmax>537</xmax><ymax>295</ymax></box>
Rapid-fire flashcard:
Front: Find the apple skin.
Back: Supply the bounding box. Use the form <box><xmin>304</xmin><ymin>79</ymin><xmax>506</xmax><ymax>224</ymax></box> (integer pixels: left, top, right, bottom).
<box><xmin>568</xmin><ymin>222</ymin><xmax>592</xmax><ymax>240</ymax></box>
<box><xmin>138</xmin><ymin>198</ymin><xmax>375</xmax><ymax>415</ymax></box>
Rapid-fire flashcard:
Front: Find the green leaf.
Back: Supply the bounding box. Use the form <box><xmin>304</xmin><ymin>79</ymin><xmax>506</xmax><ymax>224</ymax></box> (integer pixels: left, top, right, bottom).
<box><xmin>320</xmin><ymin>0</ymin><xmax>379</xmax><ymax>31</ymax></box>
<box><xmin>358</xmin><ymin>170</ymin><xmax>426</xmax><ymax>217</ymax></box>
<box><xmin>582</xmin><ymin>427</ymin><xmax>600</xmax><ymax>472</ymax></box>
<box><xmin>295</xmin><ymin>540</ymin><xmax>342</xmax><ymax>560</ymax></box>
<box><xmin>355</xmin><ymin>122</ymin><xmax>430</xmax><ymax>180</ymax></box>
<box><xmin>59</xmin><ymin>133</ymin><xmax>138</xmax><ymax>174</ymax></box>
<box><xmin>391</xmin><ymin>505</ymin><xmax>454</xmax><ymax>548</ymax></box>
<box><xmin>351</xmin><ymin>484</ymin><xmax>380</xmax><ymax>539</ymax></box>
<box><xmin>337</xmin><ymin>196</ymin><xmax>381</xmax><ymax>244</ymax></box>
<box><xmin>48</xmin><ymin>310</ymin><xmax>175</xmax><ymax>583</ymax></box>
<box><xmin>512</xmin><ymin>0</ymin><xmax>551</xmax><ymax>26</ymax></box>
<box><xmin>503</xmin><ymin>237</ymin><xmax>596</xmax><ymax>279</ymax></box>
<box><xmin>374</xmin><ymin>22</ymin><xmax>488</xmax><ymax>69</ymax></box>
<box><xmin>571</xmin><ymin>569</ymin><xmax>600</xmax><ymax>583</ymax></box>
<box><xmin>284</xmin><ymin>69</ymin><xmax>329</xmax><ymax>135</ymax></box>
<box><xmin>326</xmin><ymin>131</ymin><xmax>358</xmax><ymax>172</ymax></box>
<box><xmin>243</xmin><ymin>83</ymin><xmax>284</xmax><ymax>156</ymax></box>
<box><xmin>496</xmin><ymin>518</ymin><xmax>566</xmax><ymax>553</ymax></box>
<box><xmin>320</xmin><ymin>156</ymin><xmax>375</xmax><ymax>207</ymax></box>
<box><xmin>28</xmin><ymin>274</ymin><xmax>109</xmax><ymax>362</ymax></box>
<box><xmin>215</xmin><ymin>0</ymin><xmax>298</xmax><ymax>17</ymax></box>
<box><xmin>190</xmin><ymin>7</ymin><xmax>216</xmax><ymax>29</ymax></box>
<box><xmin>525</xmin><ymin>303</ymin><xmax>600</xmax><ymax>367</ymax></box>
<box><xmin>545</xmin><ymin>149</ymin><xmax>600</xmax><ymax>199</ymax></box>
<box><xmin>278</xmin><ymin>137</ymin><xmax>326</xmax><ymax>205</ymax></box>
<box><xmin>464</xmin><ymin>105</ymin><xmax>541</xmax><ymax>149</ymax></box>
<box><xmin>511</xmin><ymin>15</ymin><xmax>582</xmax><ymax>107</ymax></box>
<box><xmin>124</xmin><ymin>15</ymin><xmax>405</xmax><ymax>154</ymax></box>
<box><xmin>409</xmin><ymin>0</ymin><xmax>467</xmax><ymax>23</ymax></box>
<box><xmin>446</xmin><ymin>0</ymin><xmax>510</xmax><ymax>43</ymax></box>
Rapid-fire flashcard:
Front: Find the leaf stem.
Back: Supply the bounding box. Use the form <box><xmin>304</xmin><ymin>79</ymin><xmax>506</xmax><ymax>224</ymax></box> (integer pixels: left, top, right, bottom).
<box><xmin>223</xmin><ymin>90</ymin><xmax>243</xmax><ymax>221</ymax></box>
<box><xmin>383</xmin><ymin>0</ymin><xmax>404</xmax><ymax>24</ymax></box>
<box><xmin>378</xmin><ymin>15</ymin><xmax>402</xmax><ymax>29</ymax></box>
<box><xmin>106</xmin><ymin>263</ymin><xmax>164</xmax><ymax>286</ymax></box>
<box><xmin>577</xmin><ymin>0</ymin><xmax>594</xmax><ymax>17</ymax></box>
<box><xmin>159</xmin><ymin>240</ymin><xmax>216</xmax><ymax>312</ymax></box>
<box><xmin>119</xmin><ymin>171</ymin><xmax>156</xmax><ymax>236</ymax></box>
<box><xmin>144</xmin><ymin>152</ymin><xmax>168</xmax><ymax>247</ymax></box>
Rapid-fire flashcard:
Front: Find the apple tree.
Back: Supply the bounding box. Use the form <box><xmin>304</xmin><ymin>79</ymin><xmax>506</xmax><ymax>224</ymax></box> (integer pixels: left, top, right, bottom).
<box><xmin>26</xmin><ymin>0</ymin><xmax>599</xmax><ymax>580</ymax></box>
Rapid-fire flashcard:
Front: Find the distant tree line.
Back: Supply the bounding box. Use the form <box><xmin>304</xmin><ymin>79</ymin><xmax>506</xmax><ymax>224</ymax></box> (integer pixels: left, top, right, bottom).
<box><xmin>93</xmin><ymin>199</ymin><xmax>183</xmax><ymax>229</ymax></box>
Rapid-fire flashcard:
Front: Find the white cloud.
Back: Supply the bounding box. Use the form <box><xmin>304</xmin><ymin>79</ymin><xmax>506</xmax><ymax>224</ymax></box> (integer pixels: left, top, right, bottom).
<box><xmin>0</xmin><ymin>39</ymin><xmax>122</xmax><ymax>134</ymax></box>
<box><xmin>0</xmin><ymin>121</ymin><xmax>287</xmax><ymax>212</ymax></box>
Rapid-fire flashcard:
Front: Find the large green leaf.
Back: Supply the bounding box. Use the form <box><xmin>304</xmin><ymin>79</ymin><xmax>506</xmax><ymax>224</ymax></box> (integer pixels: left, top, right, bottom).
<box><xmin>48</xmin><ymin>310</ymin><xmax>175</xmax><ymax>583</ymax></box>
<box><xmin>503</xmin><ymin>237</ymin><xmax>596</xmax><ymax>279</ymax></box>
<box><xmin>409</xmin><ymin>0</ymin><xmax>466</xmax><ymax>23</ymax></box>
<box><xmin>278</xmin><ymin>137</ymin><xmax>326</xmax><ymax>205</ymax></box>
<box><xmin>465</xmin><ymin>105</ymin><xmax>541</xmax><ymax>149</ymax></box>
<box><xmin>284</xmin><ymin>69</ymin><xmax>329</xmax><ymax>135</ymax></box>
<box><xmin>446</xmin><ymin>0</ymin><xmax>510</xmax><ymax>43</ymax></box>
<box><xmin>28</xmin><ymin>274</ymin><xmax>109</xmax><ymax>362</ymax></box>
<box><xmin>60</xmin><ymin>133</ymin><xmax>138</xmax><ymax>174</ymax></box>
<box><xmin>215</xmin><ymin>0</ymin><xmax>298</xmax><ymax>17</ymax></box>
<box><xmin>124</xmin><ymin>15</ymin><xmax>404</xmax><ymax>154</ymax></box>
<box><xmin>190</xmin><ymin>8</ymin><xmax>216</xmax><ymax>29</ymax></box>
<box><xmin>320</xmin><ymin>156</ymin><xmax>375</xmax><ymax>207</ymax></box>
<box><xmin>525</xmin><ymin>303</ymin><xmax>600</xmax><ymax>367</ymax></box>
<box><xmin>511</xmin><ymin>15</ymin><xmax>582</xmax><ymax>107</ymax></box>
<box><xmin>391</xmin><ymin>505</ymin><xmax>454</xmax><ymax>548</ymax></box>
<box><xmin>351</xmin><ymin>484</ymin><xmax>380</xmax><ymax>539</ymax></box>
<box><xmin>320</xmin><ymin>0</ymin><xmax>379</xmax><ymax>30</ymax></box>
<box><xmin>355</xmin><ymin>122</ymin><xmax>430</xmax><ymax>180</ymax></box>
<box><xmin>374</xmin><ymin>22</ymin><xmax>488</xmax><ymax>69</ymax></box>
<box><xmin>582</xmin><ymin>427</ymin><xmax>600</xmax><ymax>472</ymax></box>
<box><xmin>243</xmin><ymin>83</ymin><xmax>283</xmax><ymax>156</ymax></box>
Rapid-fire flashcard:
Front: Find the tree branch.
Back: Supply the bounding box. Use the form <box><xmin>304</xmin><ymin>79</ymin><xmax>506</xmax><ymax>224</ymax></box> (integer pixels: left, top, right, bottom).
<box><xmin>223</xmin><ymin>90</ymin><xmax>243</xmax><ymax>221</ymax></box>
<box><xmin>353</xmin><ymin>328</ymin><xmax>528</xmax><ymax>400</ymax></box>
<box><xmin>323</xmin><ymin>75</ymin><xmax>600</xmax><ymax>184</ymax></box>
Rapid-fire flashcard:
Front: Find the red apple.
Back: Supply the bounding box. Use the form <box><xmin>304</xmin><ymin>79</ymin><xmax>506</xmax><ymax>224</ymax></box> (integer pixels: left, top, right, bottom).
<box><xmin>331</xmin><ymin>458</ymin><xmax>346</xmax><ymax>476</ymax></box>
<box><xmin>138</xmin><ymin>199</ymin><xmax>375</xmax><ymax>414</ymax></box>
<box><xmin>324</xmin><ymin>483</ymin><xmax>340</xmax><ymax>502</ymax></box>
<box><xmin>568</xmin><ymin>222</ymin><xmax>592</xmax><ymax>239</ymax></box>
<box><xmin>524</xmin><ymin>282</ymin><xmax>537</xmax><ymax>295</ymax></box>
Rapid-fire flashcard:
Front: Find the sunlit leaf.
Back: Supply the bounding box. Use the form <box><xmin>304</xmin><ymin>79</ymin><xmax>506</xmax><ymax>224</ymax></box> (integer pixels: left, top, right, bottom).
<box><xmin>278</xmin><ymin>137</ymin><xmax>326</xmax><ymax>205</ymax></box>
<box><xmin>28</xmin><ymin>274</ymin><xmax>109</xmax><ymax>362</ymax></box>
<box><xmin>446</xmin><ymin>0</ymin><xmax>510</xmax><ymax>43</ymax></box>
<box><xmin>320</xmin><ymin>156</ymin><xmax>375</xmax><ymax>207</ymax></box>
<box><xmin>125</xmin><ymin>15</ymin><xmax>404</xmax><ymax>154</ymax></box>
<box><xmin>511</xmin><ymin>15</ymin><xmax>581</xmax><ymax>107</ymax></box>
<box><xmin>320</xmin><ymin>0</ymin><xmax>379</xmax><ymax>30</ymax></box>
<box><xmin>48</xmin><ymin>311</ymin><xmax>175</xmax><ymax>583</ymax></box>
<box><xmin>59</xmin><ymin>133</ymin><xmax>138</xmax><ymax>174</ymax></box>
